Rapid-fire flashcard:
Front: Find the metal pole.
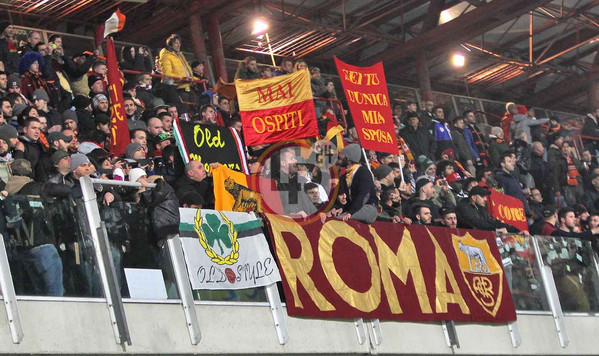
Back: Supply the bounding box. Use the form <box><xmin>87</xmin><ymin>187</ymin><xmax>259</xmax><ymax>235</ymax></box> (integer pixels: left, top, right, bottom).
<box><xmin>166</xmin><ymin>235</ymin><xmax>201</xmax><ymax>345</ymax></box>
<box><xmin>265</xmin><ymin>32</ymin><xmax>277</xmax><ymax>67</ymax></box>
<box><xmin>80</xmin><ymin>176</ymin><xmax>131</xmax><ymax>347</ymax></box>
<box><xmin>0</xmin><ymin>234</ymin><xmax>23</xmax><ymax>344</ymax></box>
<box><xmin>531</xmin><ymin>235</ymin><xmax>569</xmax><ymax>348</ymax></box>
<box><xmin>264</xmin><ymin>283</ymin><xmax>289</xmax><ymax>345</ymax></box>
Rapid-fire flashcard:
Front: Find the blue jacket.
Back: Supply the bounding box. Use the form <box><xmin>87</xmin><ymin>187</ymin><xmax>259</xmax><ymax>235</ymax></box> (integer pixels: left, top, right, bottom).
<box><xmin>494</xmin><ymin>169</ymin><xmax>530</xmax><ymax>215</ymax></box>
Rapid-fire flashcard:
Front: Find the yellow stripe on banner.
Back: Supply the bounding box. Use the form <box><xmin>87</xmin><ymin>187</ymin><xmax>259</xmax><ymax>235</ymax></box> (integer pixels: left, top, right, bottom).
<box><xmin>236</xmin><ymin>69</ymin><xmax>313</xmax><ymax>112</ymax></box>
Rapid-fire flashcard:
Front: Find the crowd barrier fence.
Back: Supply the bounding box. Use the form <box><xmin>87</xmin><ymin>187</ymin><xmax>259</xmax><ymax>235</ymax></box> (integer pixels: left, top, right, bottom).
<box><xmin>0</xmin><ymin>178</ymin><xmax>598</xmax><ymax>351</ymax></box>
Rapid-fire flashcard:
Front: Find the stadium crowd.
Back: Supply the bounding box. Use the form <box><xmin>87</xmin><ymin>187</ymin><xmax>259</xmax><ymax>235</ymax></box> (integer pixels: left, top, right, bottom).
<box><xmin>0</xmin><ymin>20</ymin><xmax>597</xmax><ymax>297</ymax></box>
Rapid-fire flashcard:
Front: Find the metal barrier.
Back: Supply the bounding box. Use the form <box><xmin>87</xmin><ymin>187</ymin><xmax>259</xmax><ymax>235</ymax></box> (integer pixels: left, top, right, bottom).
<box><xmin>0</xmin><ymin>187</ymin><xmax>599</xmax><ymax>351</ymax></box>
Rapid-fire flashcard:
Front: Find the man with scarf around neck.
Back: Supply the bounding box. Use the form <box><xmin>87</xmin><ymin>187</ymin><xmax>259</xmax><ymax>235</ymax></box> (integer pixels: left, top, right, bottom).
<box><xmin>427</xmin><ymin>106</ymin><xmax>455</xmax><ymax>160</ymax></box>
<box><xmin>488</xmin><ymin>126</ymin><xmax>510</xmax><ymax>168</ymax></box>
<box><xmin>337</xmin><ymin>144</ymin><xmax>379</xmax><ymax>224</ymax></box>
<box><xmin>552</xmin><ymin>140</ymin><xmax>584</xmax><ymax>206</ymax></box>
<box><xmin>3</xmin><ymin>159</ymin><xmax>72</xmax><ymax>296</ymax></box>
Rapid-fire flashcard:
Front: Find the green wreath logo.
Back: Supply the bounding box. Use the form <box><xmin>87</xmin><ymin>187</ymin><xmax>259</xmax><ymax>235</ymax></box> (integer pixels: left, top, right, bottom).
<box><xmin>194</xmin><ymin>210</ymin><xmax>239</xmax><ymax>265</ymax></box>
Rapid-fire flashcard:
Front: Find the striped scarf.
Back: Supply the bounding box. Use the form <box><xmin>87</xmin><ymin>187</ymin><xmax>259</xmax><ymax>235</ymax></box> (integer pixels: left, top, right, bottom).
<box><xmin>566</xmin><ymin>156</ymin><xmax>579</xmax><ymax>186</ymax></box>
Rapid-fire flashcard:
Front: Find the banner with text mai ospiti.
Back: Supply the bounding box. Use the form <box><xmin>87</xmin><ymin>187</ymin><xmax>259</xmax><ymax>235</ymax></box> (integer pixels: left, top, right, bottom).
<box><xmin>179</xmin><ymin>209</ymin><xmax>281</xmax><ymax>290</ymax></box>
<box><xmin>235</xmin><ymin>69</ymin><xmax>319</xmax><ymax>146</ymax></box>
<box><xmin>334</xmin><ymin>56</ymin><xmax>397</xmax><ymax>154</ymax></box>
<box><xmin>265</xmin><ymin>214</ymin><xmax>516</xmax><ymax>323</ymax></box>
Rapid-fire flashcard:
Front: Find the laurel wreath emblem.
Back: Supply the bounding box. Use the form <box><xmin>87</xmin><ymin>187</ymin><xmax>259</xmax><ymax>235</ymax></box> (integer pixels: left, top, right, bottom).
<box><xmin>194</xmin><ymin>210</ymin><xmax>239</xmax><ymax>265</ymax></box>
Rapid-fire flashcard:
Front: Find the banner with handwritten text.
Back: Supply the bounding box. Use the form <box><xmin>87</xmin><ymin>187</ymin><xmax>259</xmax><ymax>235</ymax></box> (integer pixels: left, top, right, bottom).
<box><xmin>235</xmin><ymin>69</ymin><xmax>319</xmax><ymax>146</ymax></box>
<box><xmin>487</xmin><ymin>189</ymin><xmax>528</xmax><ymax>232</ymax></box>
<box><xmin>173</xmin><ymin>119</ymin><xmax>249</xmax><ymax>173</ymax></box>
<box><xmin>334</xmin><ymin>56</ymin><xmax>397</xmax><ymax>154</ymax></box>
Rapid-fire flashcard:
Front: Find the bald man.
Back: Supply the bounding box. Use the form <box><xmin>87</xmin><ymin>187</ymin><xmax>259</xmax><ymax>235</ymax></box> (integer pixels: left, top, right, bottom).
<box><xmin>175</xmin><ymin>160</ymin><xmax>214</xmax><ymax>208</ymax></box>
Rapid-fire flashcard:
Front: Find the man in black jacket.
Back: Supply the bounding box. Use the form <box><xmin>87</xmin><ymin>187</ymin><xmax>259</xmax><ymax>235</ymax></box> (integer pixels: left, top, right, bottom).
<box><xmin>3</xmin><ymin>159</ymin><xmax>72</xmax><ymax>296</ymax></box>
<box><xmin>456</xmin><ymin>186</ymin><xmax>526</xmax><ymax>234</ymax></box>
<box><xmin>339</xmin><ymin>144</ymin><xmax>378</xmax><ymax>224</ymax></box>
<box><xmin>400</xmin><ymin>111</ymin><xmax>433</xmax><ymax>158</ymax></box>
<box><xmin>175</xmin><ymin>160</ymin><xmax>214</xmax><ymax>209</ymax></box>
<box><xmin>494</xmin><ymin>153</ymin><xmax>530</xmax><ymax>216</ymax></box>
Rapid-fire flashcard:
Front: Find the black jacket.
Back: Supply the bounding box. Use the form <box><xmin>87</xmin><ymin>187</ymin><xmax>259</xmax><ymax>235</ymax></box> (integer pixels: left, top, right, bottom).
<box><xmin>488</xmin><ymin>138</ymin><xmax>510</xmax><ymax>169</ymax></box>
<box><xmin>400</xmin><ymin>124</ymin><xmax>433</xmax><ymax>159</ymax></box>
<box><xmin>494</xmin><ymin>169</ymin><xmax>530</xmax><ymax>215</ymax></box>
<box><xmin>451</xmin><ymin>127</ymin><xmax>475</xmax><ymax>165</ymax></box>
<box><xmin>140</xmin><ymin>179</ymin><xmax>180</xmax><ymax>241</ymax></box>
<box><xmin>530</xmin><ymin>154</ymin><xmax>553</xmax><ymax>202</ymax></box>
<box><xmin>175</xmin><ymin>175</ymin><xmax>214</xmax><ymax>209</ymax></box>
<box><xmin>512</xmin><ymin>139</ymin><xmax>531</xmax><ymax>173</ymax></box>
<box><xmin>341</xmin><ymin>165</ymin><xmax>378</xmax><ymax>215</ymax></box>
<box><xmin>455</xmin><ymin>199</ymin><xmax>520</xmax><ymax>233</ymax></box>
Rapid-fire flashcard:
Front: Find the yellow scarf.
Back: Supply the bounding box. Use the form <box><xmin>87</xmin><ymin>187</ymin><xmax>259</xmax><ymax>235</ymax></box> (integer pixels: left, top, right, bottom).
<box><xmin>345</xmin><ymin>163</ymin><xmax>360</xmax><ymax>190</ymax></box>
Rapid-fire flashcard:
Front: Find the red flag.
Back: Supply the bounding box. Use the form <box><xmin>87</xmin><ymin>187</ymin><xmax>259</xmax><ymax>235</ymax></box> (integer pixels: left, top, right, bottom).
<box><xmin>95</xmin><ymin>9</ymin><xmax>126</xmax><ymax>48</ymax></box>
<box><xmin>334</xmin><ymin>56</ymin><xmax>398</xmax><ymax>154</ymax></box>
<box><xmin>106</xmin><ymin>37</ymin><xmax>128</xmax><ymax>156</ymax></box>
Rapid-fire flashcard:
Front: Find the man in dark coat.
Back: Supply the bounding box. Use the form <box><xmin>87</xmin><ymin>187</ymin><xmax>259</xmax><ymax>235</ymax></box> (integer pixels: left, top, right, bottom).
<box><xmin>175</xmin><ymin>160</ymin><xmax>214</xmax><ymax>209</ymax></box>
<box><xmin>400</xmin><ymin>111</ymin><xmax>433</xmax><ymax>159</ymax></box>
<box><xmin>494</xmin><ymin>153</ymin><xmax>531</xmax><ymax>216</ymax></box>
<box><xmin>456</xmin><ymin>186</ymin><xmax>523</xmax><ymax>233</ymax></box>
<box><xmin>338</xmin><ymin>144</ymin><xmax>378</xmax><ymax>224</ymax></box>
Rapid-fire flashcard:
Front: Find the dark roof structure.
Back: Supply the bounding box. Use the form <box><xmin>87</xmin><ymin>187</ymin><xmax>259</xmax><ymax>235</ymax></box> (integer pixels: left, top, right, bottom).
<box><xmin>3</xmin><ymin>0</ymin><xmax>599</xmax><ymax>113</ymax></box>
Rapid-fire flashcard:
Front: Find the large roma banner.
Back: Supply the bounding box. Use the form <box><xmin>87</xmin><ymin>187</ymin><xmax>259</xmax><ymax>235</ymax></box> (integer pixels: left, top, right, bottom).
<box><xmin>265</xmin><ymin>215</ymin><xmax>516</xmax><ymax>323</ymax></box>
<box><xmin>236</xmin><ymin>69</ymin><xmax>319</xmax><ymax>146</ymax></box>
<box><xmin>487</xmin><ymin>189</ymin><xmax>528</xmax><ymax>232</ymax></box>
<box><xmin>334</xmin><ymin>56</ymin><xmax>397</xmax><ymax>154</ymax></box>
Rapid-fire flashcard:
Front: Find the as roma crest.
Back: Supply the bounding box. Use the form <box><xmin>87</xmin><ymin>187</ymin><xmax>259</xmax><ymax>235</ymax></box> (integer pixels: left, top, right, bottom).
<box><xmin>452</xmin><ymin>232</ymin><xmax>503</xmax><ymax>317</ymax></box>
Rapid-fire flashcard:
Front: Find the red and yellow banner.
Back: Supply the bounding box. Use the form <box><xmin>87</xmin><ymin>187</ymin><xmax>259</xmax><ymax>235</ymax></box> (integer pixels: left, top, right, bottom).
<box><xmin>265</xmin><ymin>215</ymin><xmax>516</xmax><ymax>323</ymax></box>
<box><xmin>334</xmin><ymin>56</ymin><xmax>397</xmax><ymax>154</ymax></box>
<box><xmin>236</xmin><ymin>69</ymin><xmax>319</xmax><ymax>146</ymax></box>
<box><xmin>106</xmin><ymin>37</ymin><xmax>128</xmax><ymax>156</ymax></box>
<box><xmin>487</xmin><ymin>189</ymin><xmax>528</xmax><ymax>232</ymax></box>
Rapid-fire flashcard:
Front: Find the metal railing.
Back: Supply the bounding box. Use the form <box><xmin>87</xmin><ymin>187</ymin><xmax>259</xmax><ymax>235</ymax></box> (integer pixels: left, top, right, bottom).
<box><xmin>1</xmin><ymin>185</ymin><xmax>599</xmax><ymax>350</ymax></box>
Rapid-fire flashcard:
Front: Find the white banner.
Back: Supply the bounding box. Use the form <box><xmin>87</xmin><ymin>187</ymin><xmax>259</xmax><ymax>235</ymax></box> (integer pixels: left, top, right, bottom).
<box><xmin>179</xmin><ymin>208</ymin><xmax>281</xmax><ymax>290</ymax></box>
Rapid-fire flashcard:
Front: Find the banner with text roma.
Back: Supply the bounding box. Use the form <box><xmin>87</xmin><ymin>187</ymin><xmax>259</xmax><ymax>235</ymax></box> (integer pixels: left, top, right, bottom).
<box><xmin>265</xmin><ymin>215</ymin><xmax>516</xmax><ymax>323</ymax></box>
<box><xmin>236</xmin><ymin>69</ymin><xmax>319</xmax><ymax>146</ymax></box>
<box><xmin>487</xmin><ymin>189</ymin><xmax>528</xmax><ymax>232</ymax></box>
<box><xmin>334</xmin><ymin>56</ymin><xmax>397</xmax><ymax>154</ymax></box>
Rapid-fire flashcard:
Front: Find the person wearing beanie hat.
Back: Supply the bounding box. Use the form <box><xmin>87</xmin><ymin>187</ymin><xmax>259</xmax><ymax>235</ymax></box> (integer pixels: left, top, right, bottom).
<box><xmin>72</xmin><ymin>95</ymin><xmax>91</xmax><ymax>111</ymax></box>
<box><xmin>488</xmin><ymin>126</ymin><xmax>510</xmax><ymax>168</ymax></box>
<box><xmin>374</xmin><ymin>164</ymin><xmax>394</xmax><ymax>190</ymax></box>
<box><xmin>88</xmin><ymin>75</ymin><xmax>105</xmax><ymax>95</ymax></box>
<box><xmin>92</xmin><ymin>93</ymin><xmax>109</xmax><ymax>112</ymax></box>
<box><xmin>69</xmin><ymin>153</ymin><xmax>90</xmax><ymax>173</ymax></box>
<box><xmin>62</xmin><ymin>109</ymin><xmax>78</xmax><ymax>131</ymax></box>
<box><xmin>341</xmin><ymin>143</ymin><xmax>362</xmax><ymax>163</ymax></box>
<box><xmin>337</xmin><ymin>143</ymin><xmax>379</xmax><ymax>224</ymax></box>
<box><xmin>126</xmin><ymin>142</ymin><xmax>145</xmax><ymax>160</ymax></box>
<box><xmin>511</xmin><ymin>105</ymin><xmax>549</xmax><ymax>145</ymax></box>
<box><xmin>7</xmin><ymin>73</ymin><xmax>19</xmax><ymax>89</ymax></box>
<box><xmin>32</xmin><ymin>88</ymin><xmax>49</xmax><ymax>103</ymax></box>
<box><xmin>0</xmin><ymin>124</ymin><xmax>18</xmax><ymax>149</ymax></box>
<box><xmin>32</xmin><ymin>88</ymin><xmax>63</xmax><ymax>129</ymax></box>
<box><xmin>47</xmin><ymin>150</ymin><xmax>71</xmax><ymax>184</ymax></box>
<box><xmin>417</xmin><ymin>155</ymin><xmax>435</xmax><ymax>177</ymax></box>
<box><xmin>128</xmin><ymin>167</ymin><xmax>147</xmax><ymax>183</ymax></box>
